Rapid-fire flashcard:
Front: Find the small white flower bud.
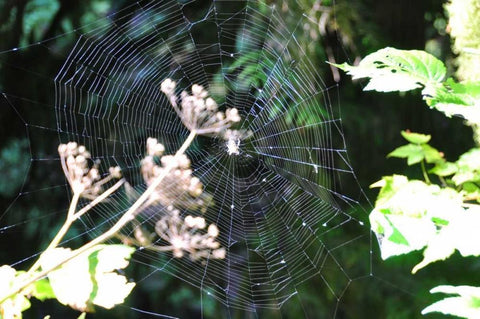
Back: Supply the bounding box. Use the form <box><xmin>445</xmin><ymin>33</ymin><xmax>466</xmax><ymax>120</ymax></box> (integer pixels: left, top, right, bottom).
<box><xmin>212</xmin><ymin>248</ymin><xmax>226</xmax><ymax>259</ymax></box>
<box><xmin>192</xmin><ymin>84</ymin><xmax>207</xmax><ymax>98</ymax></box>
<box><xmin>208</xmin><ymin>224</ymin><xmax>219</xmax><ymax>237</ymax></box>
<box><xmin>160</xmin><ymin>78</ymin><xmax>176</xmax><ymax>96</ymax></box>
<box><xmin>185</xmin><ymin>215</ymin><xmax>196</xmax><ymax>228</ymax></box>
<box><xmin>67</xmin><ymin>142</ymin><xmax>77</xmax><ymax>152</ymax></box>
<box><xmin>195</xmin><ymin>217</ymin><xmax>206</xmax><ymax>229</ymax></box>
<box><xmin>109</xmin><ymin>166</ymin><xmax>122</xmax><ymax>178</ymax></box>
<box><xmin>205</xmin><ymin>98</ymin><xmax>217</xmax><ymax>111</ymax></box>
<box><xmin>58</xmin><ymin>144</ymin><xmax>67</xmax><ymax>155</ymax></box>
<box><xmin>226</xmin><ymin>108</ymin><xmax>241</xmax><ymax>122</ymax></box>
<box><xmin>153</xmin><ymin>143</ymin><xmax>165</xmax><ymax>156</ymax></box>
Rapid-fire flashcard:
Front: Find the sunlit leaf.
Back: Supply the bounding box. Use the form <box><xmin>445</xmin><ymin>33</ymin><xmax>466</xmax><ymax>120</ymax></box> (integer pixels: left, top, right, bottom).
<box><xmin>422</xmin><ymin>285</ymin><xmax>480</xmax><ymax>318</ymax></box>
<box><xmin>0</xmin><ymin>265</ymin><xmax>32</xmax><ymax>318</ymax></box>
<box><xmin>412</xmin><ymin>204</ymin><xmax>480</xmax><ymax>273</ymax></box>
<box><xmin>331</xmin><ymin>47</ymin><xmax>446</xmax><ymax>92</ymax></box>
<box><xmin>387</xmin><ymin>144</ymin><xmax>424</xmax><ymax>165</ymax></box>
<box><xmin>428</xmin><ymin>80</ymin><xmax>480</xmax><ymax>124</ymax></box>
<box><xmin>369</xmin><ymin>176</ymin><xmax>463</xmax><ymax>260</ymax></box>
<box><xmin>400</xmin><ymin>130</ymin><xmax>431</xmax><ymax>144</ymax></box>
<box><xmin>31</xmin><ymin>278</ymin><xmax>56</xmax><ymax>301</ymax></box>
<box><xmin>452</xmin><ymin>148</ymin><xmax>480</xmax><ymax>185</ymax></box>
<box><xmin>430</xmin><ymin>162</ymin><xmax>458</xmax><ymax>177</ymax></box>
<box><xmin>422</xmin><ymin>144</ymin><xmax>444</xmax><ymax>163</ymax></box>
<box><xmin>40</xmin><ymin>245</ymin><xmax>136</xmax><ymax>312</ymax></box>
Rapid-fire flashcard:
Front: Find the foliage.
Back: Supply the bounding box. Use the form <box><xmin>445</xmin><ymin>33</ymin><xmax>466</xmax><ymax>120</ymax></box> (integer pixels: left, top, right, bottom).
<box><xmin>39</xmin><ymin>245</ymin><xmax>135</xmax><ymax>312</ymax></box>
<box><xmin>445</xmin><ymin>0</ymin><xmax>480</xmax><ymax>82</ymax></box>
<box><xmin>0</xmin><ymin>245</ymin><xmax>134</xmax><ymax>318</ymax></box>
<box><xmin>335</xmin><ymin>47</ymin><xmax>480</xmax><ymax>318</ymax></box>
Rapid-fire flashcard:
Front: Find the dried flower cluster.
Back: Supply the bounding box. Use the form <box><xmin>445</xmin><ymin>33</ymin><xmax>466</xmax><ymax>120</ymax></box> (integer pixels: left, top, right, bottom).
<box><xmin>155</xmin><ymin>206</ymin><xmax>225</xmax><ymax>260</ymax></box>
<box><xmin>137</xmin><ymin>137</ymin><xmax>222</xmax><ymax>260</ymax></box>
<box><xmin>140</xmin><ymin>137</ymin><xmax>211</xmax><ymax>211</ymax></box>
<box><xmin>58</xmin><ymin>142</ymin><xmax>121</xmax><ymax>198</ymax></box>
<box><xmin>160</xmin><ymin>79</ymin><xmax>241</xmax><ymax>135</ymax></box>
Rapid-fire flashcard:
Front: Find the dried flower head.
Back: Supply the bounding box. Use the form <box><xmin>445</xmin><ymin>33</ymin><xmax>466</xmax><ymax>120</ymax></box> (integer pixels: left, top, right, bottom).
<box><xmin>58</xmin><ymin>142</ymin><xmax>121</xmax><ymax>197</ymax></box>
<box><xmin>160</xmin><ymin>78</ymin><xmax>241</xmax><ymax>135</ymax></box>
<box><xmin>154</xmin><ymin>207</ymin><xmax>225</xmax><ymax>260</ymax></box>
<box><xmin>140</xmin><ymin>138</ymin><xmax>212</xmax><ymax>212</ymax></box>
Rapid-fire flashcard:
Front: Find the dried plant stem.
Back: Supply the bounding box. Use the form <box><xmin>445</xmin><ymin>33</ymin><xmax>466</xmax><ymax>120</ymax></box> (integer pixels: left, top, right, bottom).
<box><xmin>1</xmin><ymin>130</ymin><xmax>197</xmax><ymax>304</ymax></box>
<box><xmin>25</xmin><ymin>192</ymin><xmax>81</xmax><ymax>275</ymax></box>
<box><xmin>25</xmin><ymin>179</ymin><xmax>125</xmax><ymax>276</ymax></box>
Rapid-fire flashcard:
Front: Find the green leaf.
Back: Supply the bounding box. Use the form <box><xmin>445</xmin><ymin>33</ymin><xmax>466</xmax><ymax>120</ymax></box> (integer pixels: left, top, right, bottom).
<box><xmin>453</xmin><ymin>148</ymin><xmax>480</xmax><ymax>185</ymax></box>
<box><xmin>422</xmin><ymin>144</ymin><xmax>444</xmax><ymax>163</ymax></box>
<box><xmin>430</xmin><ymin>162</ymin><xmax>458</xmax><ymax>176</ymax></box>
<box><xmin>331</xmin><ymin>47</ymin><xmax>446</xmax><ymax>92</ymax></box>
<box><xmin>384</xmin><ymin>215</ymin><xmax>409</xmax><ymax>245</ymax></box>
<box><xmin>400</xmin><ymin>130</ymin><xmax>431</xmax><ymax>144</ymax></box>
<box><xmin>387</xmin><ymin>144</ymin><xmax>424</xmax><ymax>165</ymax></box>
<box><xmin>412</xmin><ymin>204</ymin><xmax>480</xmax><ymax>273</ymax></box>
<box><xmin>369</xmin><ymin>176</ymin><xmax>464</xmax><ymax>260</ymax></box>
<box><xmin>40</xmin><ymin>245</ymin><xmax>136</xmax><ymax>312</ymax></box>
<box><xmin>422</xmin><ymin>285</ymin><xmax>480</xmax><ymax>318</ymax></box>
<box><xmin>427</xmin><ymin>80</ymin><xmax>480</xmax><ymax>124</ymax></box>
<box><xmin>31</xmin><ymin>278</ymin><xmax>56</xmax><ymax>301</ymax></box>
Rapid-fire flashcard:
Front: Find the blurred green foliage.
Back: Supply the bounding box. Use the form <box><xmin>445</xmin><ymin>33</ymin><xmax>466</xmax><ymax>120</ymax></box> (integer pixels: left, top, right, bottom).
<box><xmin>0</xmin><ymin>138</ymin><xmax>29</xmax><ymax>197</ymax></box>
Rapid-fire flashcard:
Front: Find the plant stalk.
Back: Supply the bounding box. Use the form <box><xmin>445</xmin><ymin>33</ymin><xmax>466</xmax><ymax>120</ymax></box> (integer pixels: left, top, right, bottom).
<box><xmin>0</xmin><ymin>130</ymin><xmax>197</xmax><ymax>304</ymax></box>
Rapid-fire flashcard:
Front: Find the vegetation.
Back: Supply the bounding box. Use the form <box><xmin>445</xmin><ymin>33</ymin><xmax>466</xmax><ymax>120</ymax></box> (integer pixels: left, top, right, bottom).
<box><xmin>335</xmin><ymin>44</ymin><xmax>480</xmax><ymax>319</ymax></box>
<box><xmin>0</xmin><ymin>80</ymin><xmax>235</xmax><ymax>318</ymax></box>
<box><xmin>1</xmin><ymin>0</ymin><xmax>479</xmax><ymax>318</ymax></box>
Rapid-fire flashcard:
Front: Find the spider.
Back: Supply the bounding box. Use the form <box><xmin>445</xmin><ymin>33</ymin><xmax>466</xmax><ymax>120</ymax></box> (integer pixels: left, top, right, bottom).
<box><xmin>226</xmin><ymin>136</ymin><xmax>240</xmax><ymax>155</ymax></box>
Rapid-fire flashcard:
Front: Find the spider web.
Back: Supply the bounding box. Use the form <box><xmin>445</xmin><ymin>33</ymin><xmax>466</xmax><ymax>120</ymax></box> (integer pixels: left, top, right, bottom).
<box><xmin>0</xmin><ymin>0</ymin><xmax>397</xmax><ymax>318</ymax></box>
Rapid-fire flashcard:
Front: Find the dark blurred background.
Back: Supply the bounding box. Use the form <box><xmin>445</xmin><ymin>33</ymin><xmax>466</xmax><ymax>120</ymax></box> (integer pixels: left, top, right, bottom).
<box><xmin>0</xmin><ymin>0</ymin><xmax>476</xmax><ymax>318</ymax></box>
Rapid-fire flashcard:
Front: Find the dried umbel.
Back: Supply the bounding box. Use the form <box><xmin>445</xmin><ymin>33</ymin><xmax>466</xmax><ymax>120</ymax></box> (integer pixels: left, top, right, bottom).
<box><xmin>154</xmin><ymin>207</ymin><xmax>225</xmax><ymax>260</ymax></box>
<box><xmin>140</xmin><ymin>138</ymin><xmax>212</xmax><ymax>212</ymax></box>
<box><xmin>160</xmin><ymin>79</ymin><xmax>241</xmax><ymax>135</ymax></box>
<box><xmin>58</xmin><ymin>142</ymin><xmax>121</xmax><ymax>198</ymax></box>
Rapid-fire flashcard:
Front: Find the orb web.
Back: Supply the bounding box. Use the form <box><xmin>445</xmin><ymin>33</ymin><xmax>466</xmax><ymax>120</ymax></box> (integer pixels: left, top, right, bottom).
<box><xmin>1</xmin><ymin>0</ymin><xmax>377</xmax><ymax>317</ymax></box>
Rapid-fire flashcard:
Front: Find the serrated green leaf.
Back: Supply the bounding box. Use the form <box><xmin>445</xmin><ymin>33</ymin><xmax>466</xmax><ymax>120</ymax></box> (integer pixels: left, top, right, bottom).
<box><xmin>372</xmin><ymin>175</ymin><xmax>409</xmax><ymax>207</ymax></box>
<box><xmin>40</xmin><ymin>245</ymin><xmax>136</xmax><ymax>312</ymax></box>
<box><xmin>331</xmin><ymin>47</ymin><xmax>446</xmax><ymax>92</ymax></box>
<box><xmin>370</xmin><ymin>177</ymin><xmax>464</xmax><ymax>260</ymax></box>
<box><xmin>422</xmin><ymin>285</ymin><xmax>480</xmax><ymax>318</ymax></box>
<box><xmin>400</xmin><ymin>130</ymin><xmax>431</xmax><ymax>144</ymax></box>
<box><xmin>427</xmin><ymin>80</ymin><xmax>480</xmax><ymax>124</ymax></box>
<box><xmin>412</xmin><ymin>205</ymin><xmax>480</xmax><ymax>273</ymax></box>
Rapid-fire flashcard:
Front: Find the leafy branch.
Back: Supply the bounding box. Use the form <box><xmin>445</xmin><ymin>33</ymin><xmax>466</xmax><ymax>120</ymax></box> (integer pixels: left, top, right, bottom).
<box><xmin>333</xmin><ymin>47</ymin><xmax>480</xmax><ymax>318</ymax></box>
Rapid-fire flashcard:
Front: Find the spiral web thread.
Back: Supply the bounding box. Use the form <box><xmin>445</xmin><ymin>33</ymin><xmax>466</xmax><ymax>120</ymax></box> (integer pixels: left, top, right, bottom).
<box><xmin>1</xmin><ymin>0</ymin><xmax>373</xmax><ymax>317</ymax></box>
